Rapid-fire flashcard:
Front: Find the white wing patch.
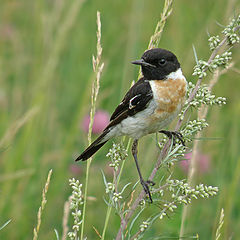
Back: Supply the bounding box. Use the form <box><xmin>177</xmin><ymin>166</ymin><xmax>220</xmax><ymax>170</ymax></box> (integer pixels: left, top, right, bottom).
<box><xmin>129</xmin><ymin>94</ymin><xmax>141</xmax><ymax>109</ymax></box>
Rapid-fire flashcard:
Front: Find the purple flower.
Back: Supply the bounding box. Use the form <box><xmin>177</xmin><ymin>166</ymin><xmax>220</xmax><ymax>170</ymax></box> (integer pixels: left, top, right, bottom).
<box><xmin>69</xmin><ymin>164</ymin><xmax>82</xmax><ymax>175</ymax></box>
<box><xmin>180</xmin><ymin>152</ymin><xmax>211</xmax><ymax>174</ymax></box>
<box><xmin>82</xmin><ymin>110</ymin><xmax>110</xmax><ymax>134</ymax></box>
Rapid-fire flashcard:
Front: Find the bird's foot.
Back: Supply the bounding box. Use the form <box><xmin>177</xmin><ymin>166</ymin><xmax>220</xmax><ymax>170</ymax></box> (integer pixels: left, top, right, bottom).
<box><xmin>159</xmin><ymin>130</ymin><xmax>185</xmax><ymax>146</ymax></box>
<box><xmin>140</xmin><ymin>179</ymin><xmax>155</xmax><ymax>203</ymax></box>
<box><xmin>146</xmin><ymin>180</ymin><xmax>155</xmax><ymax>186</ymax></box>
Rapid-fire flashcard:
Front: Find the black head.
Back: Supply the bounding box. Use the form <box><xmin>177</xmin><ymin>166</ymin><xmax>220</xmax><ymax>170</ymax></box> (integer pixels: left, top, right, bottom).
<box><xmin>132</xmin><ymin>48</ymin><xmax>180</xmax><ymax>80</ymax></box>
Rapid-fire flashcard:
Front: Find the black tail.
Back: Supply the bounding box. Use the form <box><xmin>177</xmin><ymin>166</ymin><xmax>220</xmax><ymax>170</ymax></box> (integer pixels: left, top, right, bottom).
<box><xmin>75</xmin><ymin>132</ymin><xmax>108</xmax><ymax>161</ymax></box>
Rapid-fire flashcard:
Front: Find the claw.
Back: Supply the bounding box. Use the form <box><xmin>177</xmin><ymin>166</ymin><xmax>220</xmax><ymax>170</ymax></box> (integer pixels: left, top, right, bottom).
<box><xmin>140</xmin><ymin>180</ymin><xmax>154</xmax><ymax>203</ymax></box>
<box><xmin>159</xmin><ymin>130</ymin><xmax>185</xmax><ymax>146</ymax></box>
<box><xmin>146</xmin><ymin>180</ymin><xmax>155</xmax><ymax>186</ymax></box>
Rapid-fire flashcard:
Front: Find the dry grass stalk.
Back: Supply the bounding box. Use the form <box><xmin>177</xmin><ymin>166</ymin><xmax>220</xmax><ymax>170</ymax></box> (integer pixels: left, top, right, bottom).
<box><xmin>215</xmin><ymin>208</ymin><xmax>225</xmax><ymax>240</ymax></box>
<box><xmin>81</xmin><ymin>11</ymin><xmax>104</xmax><ymax>240</ymax></box>
<box><xmin>33</xmin><ymin>169</ymin><xmax>53</xmax><ymax>240</ymax></box>
<box><xmin>148</xmin><ymin>0</ymin><xmax>174</xmax><ymax>50</ymax></box>
<box><xmin>88</xmin><ymin>11</ymin><xmax>104</xmax><ymax>144</ymax></box>
<box><xmin>61</xmin><ymin>197</ymin><xmax>71</xmax><ymax>240</ymax></box>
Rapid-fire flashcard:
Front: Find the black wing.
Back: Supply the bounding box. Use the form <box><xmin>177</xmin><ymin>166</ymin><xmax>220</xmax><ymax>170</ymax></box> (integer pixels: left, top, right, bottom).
<box><xmin>76</xmin><ymin>78</ymin><xmax>153</xmax><ymax>161</ymax></box>
<box><xmin>106</xmin><ymin>78</ymin><xmax>153</xmax><ymax>129</ymax></box>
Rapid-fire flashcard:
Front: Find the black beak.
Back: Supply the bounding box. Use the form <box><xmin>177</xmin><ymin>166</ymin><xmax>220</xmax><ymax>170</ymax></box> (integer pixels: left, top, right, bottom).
<box><xmin>131</xmin><ymin>59</ymin><xmax>156</xmax><ymax>68</ymax></box>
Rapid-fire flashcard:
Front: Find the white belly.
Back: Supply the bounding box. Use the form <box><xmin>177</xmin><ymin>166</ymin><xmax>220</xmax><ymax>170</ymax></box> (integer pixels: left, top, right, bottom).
<box><xmin>106</xmin><ymin>99</ymin><xmax>182</xmax><ymax>139</ymax></box>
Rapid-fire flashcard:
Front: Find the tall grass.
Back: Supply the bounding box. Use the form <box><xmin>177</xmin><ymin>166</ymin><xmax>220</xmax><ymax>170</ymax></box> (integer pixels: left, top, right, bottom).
<box><xmin>80</xmin><ymin>10</ymin><xmax>104</xmax><ymax>240</ymax></box>
<box><xmin>33</xmin><ymin>169</ymin><xmax>53</xmax><ymax>240</ymax></box>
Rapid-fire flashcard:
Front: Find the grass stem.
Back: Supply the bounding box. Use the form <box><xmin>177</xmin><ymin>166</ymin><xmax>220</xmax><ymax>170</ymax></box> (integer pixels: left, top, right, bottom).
<box><xmin>80</xmin><ymin>11</ymin><xmax>104</xmax><ymax>240</ymax></box>
<box><xmin>33</xmin><ymin>169</ymin><xmax>53</xmax><ymax>240</ymax></box>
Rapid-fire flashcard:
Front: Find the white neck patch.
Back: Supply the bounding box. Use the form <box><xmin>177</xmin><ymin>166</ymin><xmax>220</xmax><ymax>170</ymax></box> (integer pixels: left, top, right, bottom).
<box><xmin>166</xmin><ymin>68</ymin><xmax>184</xmax><ymax>80</ymax></box>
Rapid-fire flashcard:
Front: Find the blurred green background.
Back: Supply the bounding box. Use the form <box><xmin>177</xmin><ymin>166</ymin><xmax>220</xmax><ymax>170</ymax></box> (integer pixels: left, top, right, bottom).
<box><xmin>0</xmin><ymin>0</ymin><xmax>240</xmax><ymax>239</ymax></box>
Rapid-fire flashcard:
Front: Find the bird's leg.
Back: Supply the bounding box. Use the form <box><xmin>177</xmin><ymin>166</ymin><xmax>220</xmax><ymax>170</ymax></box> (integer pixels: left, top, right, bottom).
<box><xmin>159</xmin><ymin>130</ymin><xmax>185</xmax><ymax>146</ymax></box>
<box><xmin>132</xmin><ymin>139</ymin><xmax>154</xmax><ymax>203</ymax></box>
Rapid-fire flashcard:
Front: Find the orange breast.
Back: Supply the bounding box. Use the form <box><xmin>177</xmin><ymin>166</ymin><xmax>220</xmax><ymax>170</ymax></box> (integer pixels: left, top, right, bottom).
<box><xmin>153</xmin><ymin>78</ymin><xmax>187</xmax><ymax>114</ymax></box>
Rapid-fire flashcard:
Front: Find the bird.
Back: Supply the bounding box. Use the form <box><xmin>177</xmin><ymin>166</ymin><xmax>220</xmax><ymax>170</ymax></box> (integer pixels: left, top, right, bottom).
<box><xmin>76</xmin><ymin>48</ymin><xmax>187</xmax><ymax>202</ymax></box>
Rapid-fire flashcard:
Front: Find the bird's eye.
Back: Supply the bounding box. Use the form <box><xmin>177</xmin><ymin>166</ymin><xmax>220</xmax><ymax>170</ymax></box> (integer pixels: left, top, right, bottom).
<box><xmin>158</xmin><ymin>59</ymin><xmax>166</xmax><ymax>65</ymax></box>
